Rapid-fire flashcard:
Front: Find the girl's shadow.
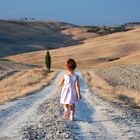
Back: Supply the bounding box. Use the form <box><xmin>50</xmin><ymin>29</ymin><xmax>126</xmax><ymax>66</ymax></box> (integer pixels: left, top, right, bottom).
<box><xmin>75</xmin><ymin>98</ymin><xmax>95</xmax><ymax>123</ymax></box>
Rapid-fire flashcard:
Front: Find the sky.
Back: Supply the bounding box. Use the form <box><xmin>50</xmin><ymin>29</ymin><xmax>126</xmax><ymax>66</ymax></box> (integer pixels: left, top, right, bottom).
<box><xmin>0</xmin><ymin>0</ymin><xmax>140</xmax><ymax>25</ymax></box>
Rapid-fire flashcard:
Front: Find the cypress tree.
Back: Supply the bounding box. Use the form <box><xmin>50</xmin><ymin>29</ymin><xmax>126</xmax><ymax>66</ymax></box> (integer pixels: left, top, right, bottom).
<box><xmin>45</xmin><ymin>51</ymin><xmax>51</xmax><ymax>72</ymax></box>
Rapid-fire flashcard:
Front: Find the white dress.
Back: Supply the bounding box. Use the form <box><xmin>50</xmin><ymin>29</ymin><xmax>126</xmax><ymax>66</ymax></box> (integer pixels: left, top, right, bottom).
<box><xmin>60</xmin><ymin>73</ymin><xmax>78</xmax><ymax>104</ymax></box>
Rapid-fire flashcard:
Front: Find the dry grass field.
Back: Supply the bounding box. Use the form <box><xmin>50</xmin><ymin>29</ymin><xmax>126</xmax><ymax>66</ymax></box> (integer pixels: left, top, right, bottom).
<box><xmin>2</xmin><ymin>23</ymin><xmax>140</xmax><ymax>106</ymax></box>
<box><xmin>6</xmin><ymin>26</ymin><xmax>140</xmax><ymax>69</ymax></box>
<box><xmin>0</xmin><ymin>20</ymin><xmax>96</xmax><ymax>58</ymax></box>
<box><xmin>83</xmin><ymin>64</ymin><xmax>140</xmax><ymax>106</ymax></box>
<box><xmin>0</xmin><ymin>68</ymin><xmax>57</xmax><ymax>104</ymax></box>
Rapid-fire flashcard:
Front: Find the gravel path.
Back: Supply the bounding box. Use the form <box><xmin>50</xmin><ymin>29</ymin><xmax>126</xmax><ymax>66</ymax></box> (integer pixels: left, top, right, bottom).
<box><xmin>0</xmin><ymin>71</ymin><xmax>139</xmax><ymax>140</ymax></box>
<box><xmin>0</xmin><ymin>71</ymin><xmax>64</xmax><ymax>139</ymax></box>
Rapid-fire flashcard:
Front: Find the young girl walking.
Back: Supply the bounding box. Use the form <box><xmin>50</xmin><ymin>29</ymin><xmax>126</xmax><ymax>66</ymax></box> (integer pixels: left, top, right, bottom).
<box><xmin>58</xmin><ymin>58</ymin><xmax>81</xmax><ymax>121</ymax></box>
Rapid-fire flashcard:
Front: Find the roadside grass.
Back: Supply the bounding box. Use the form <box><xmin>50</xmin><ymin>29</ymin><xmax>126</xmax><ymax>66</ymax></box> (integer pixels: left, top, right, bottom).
<box><xmin>0</xmin><ymin>68</ymin><xmax>57</xmax><ymax>105</ymax></box>
<box><xmin>83</xmin><ymin>71</ymin><xmax>140</xmax><ymax>107</ymax></box>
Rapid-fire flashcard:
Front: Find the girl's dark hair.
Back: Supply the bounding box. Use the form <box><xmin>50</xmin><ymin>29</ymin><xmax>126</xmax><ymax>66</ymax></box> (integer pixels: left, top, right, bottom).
<box><xmin>66</xmin><ymin>58</ymin><xmax>77</xmax><ymax>70</ymax></box>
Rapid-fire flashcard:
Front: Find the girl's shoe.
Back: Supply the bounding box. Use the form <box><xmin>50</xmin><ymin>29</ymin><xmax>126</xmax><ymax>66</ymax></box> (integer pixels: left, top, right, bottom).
<box><xmin>70</xmin><ymin>115</ymin><xmax>76</xmax><ymax>121</ymax></box>
<box><xmin>63</xmin><ymin>110</ymin><xmax>70</xmax><ymax>119</ymax></box>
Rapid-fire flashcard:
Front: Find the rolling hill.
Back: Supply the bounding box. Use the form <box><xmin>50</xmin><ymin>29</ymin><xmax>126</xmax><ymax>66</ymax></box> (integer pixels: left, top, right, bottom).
<box><xmin>6</xmin><ymin>25</ymin><xmax>140</xmax><ymax>69</ymax></box>
<box><xmin>0</xmin><ymin>20</ymin><xmax>96</xmax><ymax>58</ymax></box>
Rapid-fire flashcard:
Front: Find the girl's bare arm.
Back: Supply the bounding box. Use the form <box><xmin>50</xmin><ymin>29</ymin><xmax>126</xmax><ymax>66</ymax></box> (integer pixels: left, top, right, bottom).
<box><xmin>75</xmin><ymin>76</ymin><xmax>81</xmax><ymax>100</ymax></box>
<box><xmin>58</xmin><ymin>77</ymin><xmax>64</xmax><ymax>87</ymax></box>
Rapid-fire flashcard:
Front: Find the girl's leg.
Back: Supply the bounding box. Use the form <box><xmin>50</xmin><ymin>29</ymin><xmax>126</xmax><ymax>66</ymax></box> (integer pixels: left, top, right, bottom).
<box><xmin>64</xmin><ymin>104</ymin><xmax>69</xmax><ymax>111</ymax></box>
<box><xmin>69</xmin><ymin>104</ymin><xmax>76</xmax><ymax>121</ymax></box>
<box><xmin>63</xmin><ymin>104</ymin><xmax>69</xmax><ymax>119</ymax></box>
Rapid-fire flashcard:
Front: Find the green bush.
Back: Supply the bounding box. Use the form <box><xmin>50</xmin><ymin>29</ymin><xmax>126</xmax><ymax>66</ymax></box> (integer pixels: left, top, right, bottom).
<box><xmin>87</xmin><ymin>26</ymin><xmax>99</xmax><ymax>33</ymax></box>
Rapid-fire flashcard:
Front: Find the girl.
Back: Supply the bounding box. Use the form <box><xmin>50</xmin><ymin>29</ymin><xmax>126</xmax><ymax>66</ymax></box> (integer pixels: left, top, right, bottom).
<box><xmin>58</xmin><ymin>58</ymin><xmax>81</xmax><ymax>121</ymax></box>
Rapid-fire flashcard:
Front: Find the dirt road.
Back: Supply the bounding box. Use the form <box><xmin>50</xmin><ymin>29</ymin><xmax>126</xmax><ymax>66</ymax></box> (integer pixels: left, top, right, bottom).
<box><xmin>0</xmin><ymin>71</ymin><xmax>138</xmax><ymax>140</ymax></box>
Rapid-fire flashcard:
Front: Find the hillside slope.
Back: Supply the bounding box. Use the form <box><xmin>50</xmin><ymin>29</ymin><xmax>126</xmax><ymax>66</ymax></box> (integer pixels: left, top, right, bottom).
<box><xmin>6</xmin><ymin>26</ymin><xmax>140</xmax><ymax>69</ymax></box>
<box><xmin>0</xmin><ymin>20</ymin><xmax>96</xmax><ymax>58</ymax></box>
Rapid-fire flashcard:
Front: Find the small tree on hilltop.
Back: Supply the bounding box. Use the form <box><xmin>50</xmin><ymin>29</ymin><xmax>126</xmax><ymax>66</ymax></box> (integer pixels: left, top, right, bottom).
<box><xmin>45</xmin><ymin>51</ymin><xmax>51</xmax><ymax>72</ymax></box>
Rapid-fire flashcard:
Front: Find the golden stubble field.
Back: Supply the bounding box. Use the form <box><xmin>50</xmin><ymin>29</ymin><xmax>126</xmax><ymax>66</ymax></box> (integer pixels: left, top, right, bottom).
<box><xmin>0</xmin><ymin>68</ymin><xmax>57</xmax><ymax>104</ymax></box>
<box><xmin>6</xmin><ymin>26</ymin><xmax>140</xmax><ymax>69</ymax></box>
